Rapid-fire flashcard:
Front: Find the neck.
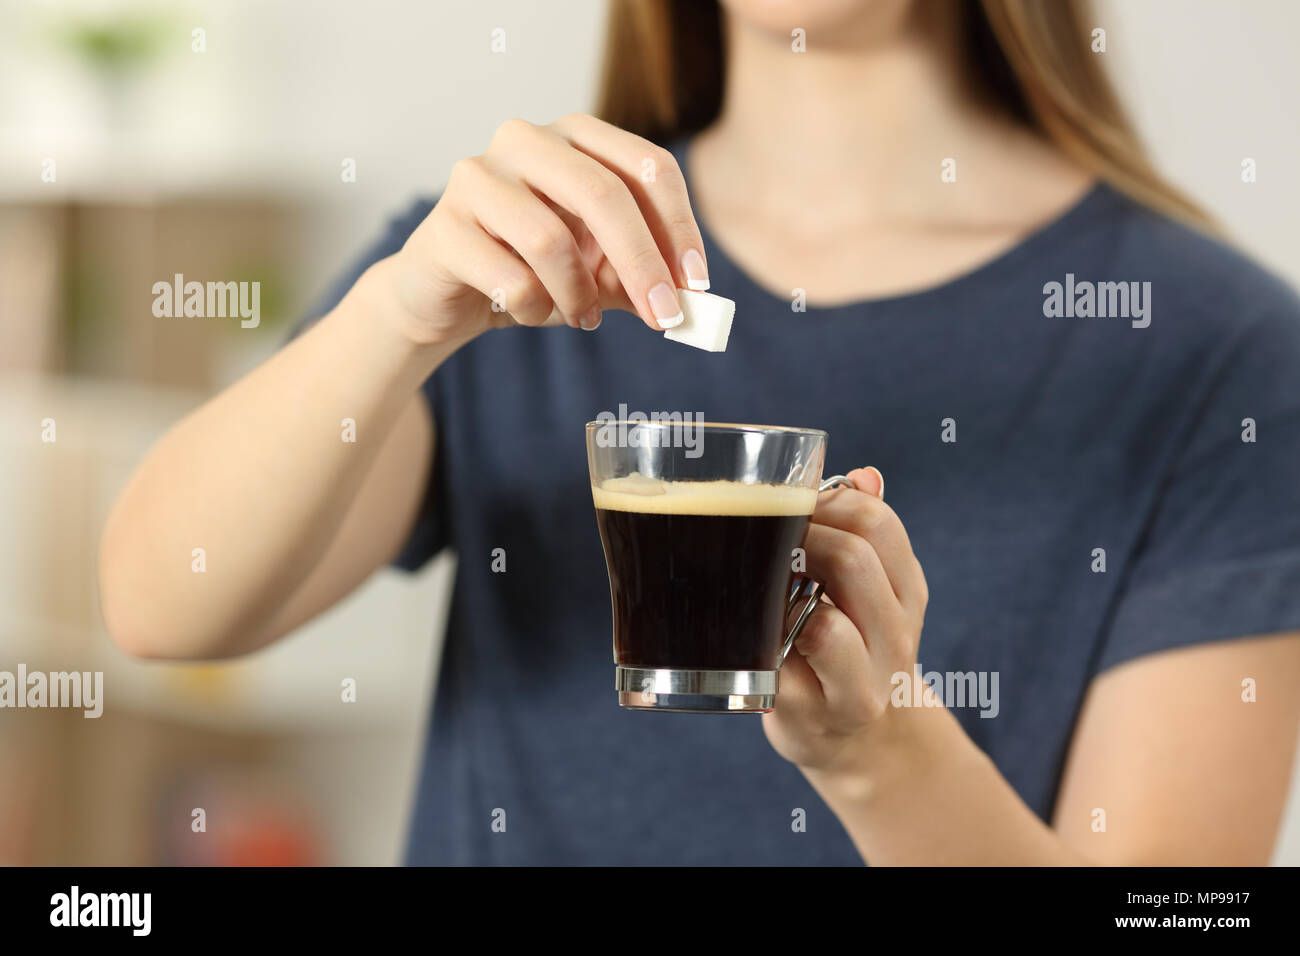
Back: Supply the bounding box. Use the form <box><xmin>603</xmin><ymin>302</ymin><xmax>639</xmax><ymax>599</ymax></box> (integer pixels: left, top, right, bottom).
<box><xmin>693</xmin><ymin>4</ymin><xmax>1019</xmax><ymax>226</ymax></box>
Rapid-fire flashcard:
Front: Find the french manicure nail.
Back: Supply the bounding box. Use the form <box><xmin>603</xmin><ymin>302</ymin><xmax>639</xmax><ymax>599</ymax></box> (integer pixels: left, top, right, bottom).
<box><xmin>649</xmin><ymin>282</ymin><xmax>684</xmax><ymax>328</ymax></box>
<box><xmin>682</xmin><ymin>249</ymin><xmax>710</xmax><ymax>291</ymax></box>
<box><xmin>580</xmin><ymin>307</ymin><xmax>602</xmax><ymax>331</ymax></box>
<box><xmin>865</xmin><ymin>466</ymin><xmax>885</xmax><ymax>499</ymax></box>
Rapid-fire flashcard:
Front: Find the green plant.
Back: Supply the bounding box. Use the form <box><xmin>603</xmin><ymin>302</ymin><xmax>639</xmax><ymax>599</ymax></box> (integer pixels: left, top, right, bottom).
<box><xmin>56</xmin><ymin>10</ymin><xmax>173</xmax><ymax>77</ymax></box>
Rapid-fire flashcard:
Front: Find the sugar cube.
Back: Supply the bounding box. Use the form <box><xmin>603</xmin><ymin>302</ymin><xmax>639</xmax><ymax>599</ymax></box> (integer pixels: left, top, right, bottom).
<box><xmin>663</xmin><ymin>289</ymin><xmax>734</xmax><ymax>353</ymax></box>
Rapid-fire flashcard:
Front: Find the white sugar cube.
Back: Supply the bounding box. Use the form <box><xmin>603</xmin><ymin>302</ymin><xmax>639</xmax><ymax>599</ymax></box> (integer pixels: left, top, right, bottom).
<box><xmin>664</xmin><ymin>289</ymin><xmax>734</xmax><ymax>352</ymax></box>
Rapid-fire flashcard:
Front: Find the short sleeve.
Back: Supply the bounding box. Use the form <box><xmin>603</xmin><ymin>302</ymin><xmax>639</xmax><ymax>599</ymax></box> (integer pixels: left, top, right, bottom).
<box><xmin>389</xmin><ymin>379</ymin><xmax>450</xmax><ymax>572</ymax></box>
<box><xmin>1098</xmin><ymin>292</ymin><xmax>1300</xmax><ymax>672</ymax></box>
<box><xmin>288</xmin><ymin>197</ymin><xmax>451</xmax><ymax>571</ymax></box>
<box><xmin>291</xmin><ymin>198</ymin><xmax>437</xmax><ymax>334</ymax></box>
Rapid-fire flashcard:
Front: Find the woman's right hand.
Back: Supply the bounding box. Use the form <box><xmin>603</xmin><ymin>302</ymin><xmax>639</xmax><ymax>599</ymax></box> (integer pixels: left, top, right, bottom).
<box><xmin>375</xmin><ymin>113</ymin><xmax>712</xmax><ymax>347</ymax></box>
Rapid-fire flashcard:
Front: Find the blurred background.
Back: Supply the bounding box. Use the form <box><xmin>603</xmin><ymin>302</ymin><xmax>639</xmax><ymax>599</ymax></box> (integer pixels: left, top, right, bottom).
<box><xmin>1</xmin><ymin>0</ymin><xmax>1297</xmax><ymax>865</ymax></box>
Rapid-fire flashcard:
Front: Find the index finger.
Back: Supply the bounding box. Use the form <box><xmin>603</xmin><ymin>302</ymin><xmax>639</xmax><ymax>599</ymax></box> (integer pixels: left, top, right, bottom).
<box><xmin>549</xmin><ymin>114</ymin><xmax>711</xmax><ymax>294</ymax></box>
<box><xmin>813</xmin><ymin>476</ymin><xmax>925</xmax><ymax>612</ymax></box>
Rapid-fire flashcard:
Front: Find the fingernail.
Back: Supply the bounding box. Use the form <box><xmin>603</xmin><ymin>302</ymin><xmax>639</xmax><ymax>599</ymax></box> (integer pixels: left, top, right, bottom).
<box><xmin>648</xmin><ymin>283</ymin><xmax>684</xmax><ymax>328</ymax></box>
<box><xmin>865</xmin><ymin>466</ymin><xmax>885</xmax><ymax>499</ymax></box>
<box><xmin>681</xmin><ymin>249</ymin><xmax>710</xmax><ymax>291</ymax></box>
<box><xmin>579</xmin><ymin>307</ymin><xmax>602</xmax><ymax>331</ymax></box>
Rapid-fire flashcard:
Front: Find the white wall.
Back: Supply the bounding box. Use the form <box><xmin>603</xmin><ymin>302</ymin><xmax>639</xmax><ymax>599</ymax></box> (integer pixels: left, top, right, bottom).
<box><xmin>1096</xmin><ymin>0</ymin><xmax>1300</xmax><ymax>279</ymax></box>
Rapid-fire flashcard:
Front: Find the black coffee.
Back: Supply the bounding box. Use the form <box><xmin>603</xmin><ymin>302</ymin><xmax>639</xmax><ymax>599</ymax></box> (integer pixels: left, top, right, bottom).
<box><xmin>593</xmin><ymin>479</ymin><xmax>815</xmax><ymax>671</ymax></box>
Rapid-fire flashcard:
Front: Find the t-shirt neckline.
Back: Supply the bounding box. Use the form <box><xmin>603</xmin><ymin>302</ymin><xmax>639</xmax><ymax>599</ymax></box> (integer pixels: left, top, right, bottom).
<box><xmin>668</xmin><ymin>135</ymin><xmax>1113</xmax><ymax>316</ymax></box>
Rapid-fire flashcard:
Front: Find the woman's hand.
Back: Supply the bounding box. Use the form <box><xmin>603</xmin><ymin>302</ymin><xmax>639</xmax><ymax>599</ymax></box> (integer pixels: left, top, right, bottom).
<box><xmin>371</xmin><ymin>113</ymin><xmax>710</xmax><ymax>347</ymax></box>
<box><xmin>763</xmin><ymin>466</ymin><xmax>931</xmax><ymax>784</ymax></box>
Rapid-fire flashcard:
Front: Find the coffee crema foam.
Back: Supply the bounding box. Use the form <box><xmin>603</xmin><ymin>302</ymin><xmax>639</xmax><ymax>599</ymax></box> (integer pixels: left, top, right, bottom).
<box><xmin>591</xmin><ymin>474</ymin><xmax>817</xmax><ymax>516</ymax></box>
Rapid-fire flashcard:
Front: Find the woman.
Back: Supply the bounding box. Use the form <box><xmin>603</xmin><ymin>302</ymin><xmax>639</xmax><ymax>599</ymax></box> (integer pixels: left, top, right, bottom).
<box><xmin>99</xmin><ymin>0</ymin><xmax>1300</xmax><ymax>865</ymax></box>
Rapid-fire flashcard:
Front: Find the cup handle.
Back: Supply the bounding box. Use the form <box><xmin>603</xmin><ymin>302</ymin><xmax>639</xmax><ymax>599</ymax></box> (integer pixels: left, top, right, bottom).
<box><xmin>779</xmin><ymin>475</ymin><xmax>857</xmax><ymax>665</ymax></box>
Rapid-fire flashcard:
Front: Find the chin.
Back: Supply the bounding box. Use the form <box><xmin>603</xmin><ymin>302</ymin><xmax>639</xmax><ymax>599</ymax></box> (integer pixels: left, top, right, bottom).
<box><xmin>717</xmin><ymin>0</ymin><xmax>917</xmax><ymax>43</ymax></box>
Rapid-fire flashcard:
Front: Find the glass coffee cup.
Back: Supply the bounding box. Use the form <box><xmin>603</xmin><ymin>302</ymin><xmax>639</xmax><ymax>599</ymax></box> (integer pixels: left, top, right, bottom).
<box><xmin>586</xmin><ymin>419</ymin><xmax>853</xmax><ymax>713</ymax></box>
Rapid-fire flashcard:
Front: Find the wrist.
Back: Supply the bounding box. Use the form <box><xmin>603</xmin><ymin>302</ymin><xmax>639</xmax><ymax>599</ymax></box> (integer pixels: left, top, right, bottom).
<box><xmin>803</xmin><ymin>699</ymin><xmax>967</xmax><ymax>809</ymax></box>
<box><xmin>345</xmin><ymin>257</ymin><xmax>467</xmax><ymax>374</ymax></box>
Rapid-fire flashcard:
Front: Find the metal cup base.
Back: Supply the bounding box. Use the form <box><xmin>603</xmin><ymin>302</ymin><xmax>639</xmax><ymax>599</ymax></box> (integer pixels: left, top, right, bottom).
<box><xmin>616</xmin><ymin>666</ymin><xmax>778</xmax><ymax>714</ymax></box>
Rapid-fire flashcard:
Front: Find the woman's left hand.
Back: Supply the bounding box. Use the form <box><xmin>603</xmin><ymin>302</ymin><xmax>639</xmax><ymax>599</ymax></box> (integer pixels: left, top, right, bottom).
<box><xmin>763</xmin><ymin>466</ymin><xmax>930</xmax><ymax>782</ymax></box>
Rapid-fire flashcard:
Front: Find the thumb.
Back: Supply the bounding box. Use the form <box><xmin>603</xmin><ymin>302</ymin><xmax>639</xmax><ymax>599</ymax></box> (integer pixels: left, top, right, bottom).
<box><xmin>845</xmin><ymin>466</ymin><xmax>885</xmax><ymax>500</ymax></box>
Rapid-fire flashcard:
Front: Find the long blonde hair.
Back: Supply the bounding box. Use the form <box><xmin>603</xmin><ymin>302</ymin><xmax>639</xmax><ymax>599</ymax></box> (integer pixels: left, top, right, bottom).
<box><xmin>596</xmin><ymin>0</ymin><xmax>1211</xmax><ymax>229</ymax></box>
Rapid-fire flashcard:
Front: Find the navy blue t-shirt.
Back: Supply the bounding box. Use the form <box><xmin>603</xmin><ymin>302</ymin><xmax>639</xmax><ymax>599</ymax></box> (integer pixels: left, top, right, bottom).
<box><xmin>301</xmin><ymin>139</ymin><xmax>1300</xmax><ymax>865</ymax></box>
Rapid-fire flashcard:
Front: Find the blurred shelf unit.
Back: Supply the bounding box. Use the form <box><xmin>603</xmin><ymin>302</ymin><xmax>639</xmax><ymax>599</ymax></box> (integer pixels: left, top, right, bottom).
<box><xmin>0</xmin><ymin>373</ymin><xmax>452</xmax><ymax>734</ymax></box>
<box><xmin>0</xmin><ymin>196</ymin><xmax>315</xmax><ymax>390</ymax></box>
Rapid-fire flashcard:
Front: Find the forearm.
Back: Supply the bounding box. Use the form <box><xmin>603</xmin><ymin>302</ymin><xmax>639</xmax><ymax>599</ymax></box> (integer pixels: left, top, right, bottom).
<box><xmin>98</xmin><ymin>257</ymin><xmax>458</xmax><ymax>659</ymax></box>
<box><xmin>805</xmin><ymin>703</ymin><xmax>1092</xmax><ymax>866</ymax></box>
